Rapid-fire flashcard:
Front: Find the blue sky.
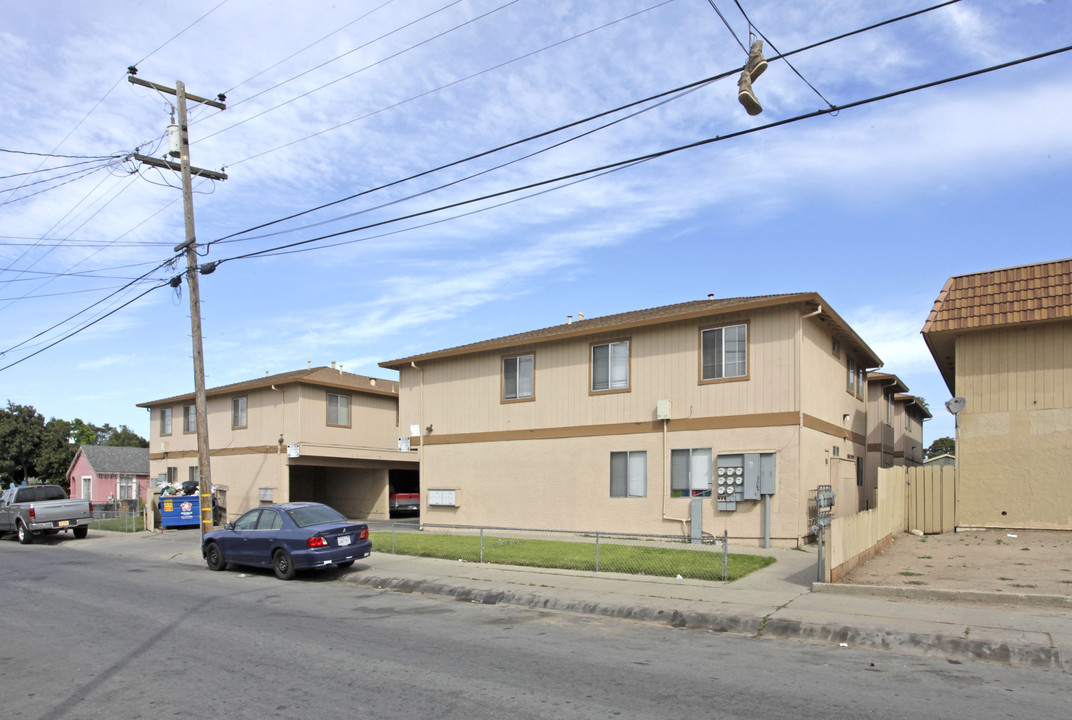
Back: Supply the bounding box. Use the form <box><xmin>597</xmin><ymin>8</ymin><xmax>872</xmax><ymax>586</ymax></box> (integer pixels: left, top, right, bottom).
<box><xmin>2</xmin><ymin>0</ymin><xmax>1070</xmax><ymax>445</ymax></box>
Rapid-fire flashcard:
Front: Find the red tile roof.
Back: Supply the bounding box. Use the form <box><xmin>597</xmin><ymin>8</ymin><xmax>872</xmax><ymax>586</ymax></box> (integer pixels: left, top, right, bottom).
<box><xmin>922</xmin><ymin>258</ymin><xmax>1072</xmax><ymax>393</ymax></box>
<box><xmin>922</xmin><ymin>258</ymin><xmax>1072</xmax><ymax>334</ymax></box>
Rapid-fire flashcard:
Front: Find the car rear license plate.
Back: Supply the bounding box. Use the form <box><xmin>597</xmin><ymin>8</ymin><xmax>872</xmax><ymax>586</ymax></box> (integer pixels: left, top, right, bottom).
<box><xmin>337</xmin><ymin>535</ymin><xmax>351</xmax><ymax>546</ymax></box>
<box><xmin>57</xmin><ymin>520</ymin><xmax>70</xmax><ymax>527</ymax></box>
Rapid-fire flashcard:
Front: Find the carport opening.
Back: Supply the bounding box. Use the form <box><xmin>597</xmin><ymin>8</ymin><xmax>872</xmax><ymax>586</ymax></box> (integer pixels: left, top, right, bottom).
<box><xmin>389</xmin><ymin>468</ymin><xmax>420</xmax><ymax>518</ymax></box>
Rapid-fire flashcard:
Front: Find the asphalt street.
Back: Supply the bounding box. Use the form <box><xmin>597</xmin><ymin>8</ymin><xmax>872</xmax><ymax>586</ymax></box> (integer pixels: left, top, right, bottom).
<box><xmin>1</xmin><ymin>536</ymin><xmax>1068</xmax><ymax>720</ymax></box>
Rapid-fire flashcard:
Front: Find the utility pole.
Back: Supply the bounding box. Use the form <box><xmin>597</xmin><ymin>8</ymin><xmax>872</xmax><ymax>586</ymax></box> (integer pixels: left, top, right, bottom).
<box><xmin>129</xmin><ymin>73</ymin><xmax>226</xmax><ymax>538</ymax></box>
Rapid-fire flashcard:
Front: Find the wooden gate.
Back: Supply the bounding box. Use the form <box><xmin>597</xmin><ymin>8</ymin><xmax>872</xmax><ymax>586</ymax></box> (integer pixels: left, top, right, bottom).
<box><xmin>904</xmin><ymin>465</ymin><xmax>955</xmax><ymax>534</ymax></box>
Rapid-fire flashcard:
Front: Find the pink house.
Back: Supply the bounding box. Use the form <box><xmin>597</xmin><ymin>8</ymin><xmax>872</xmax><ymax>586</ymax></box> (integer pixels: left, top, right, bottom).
<box><xmin>67</xmin><ymin>446</ymin><xmax>151</xmax><ymax>508</ymax></box>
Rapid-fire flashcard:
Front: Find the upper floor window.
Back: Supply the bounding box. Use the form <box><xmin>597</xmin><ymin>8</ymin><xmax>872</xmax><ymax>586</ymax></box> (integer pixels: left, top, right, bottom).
<box><xmin>701</xmin><ymin>323</ymin><xmax>747</xmax><ymax>382</ymax></box>
<box><xmin>183</xmin><ymin>404</ymin><xmax>196</xmax><ymax>434</ymax></box>
<box><xmin>232</xmin><ymin>396</ymin><xmax>248</xmax><ymax>429</ymax></box>
<box><xmin>847</xmin><ymin>357</ymin><xmax>857</xmax><ymax>395</ymax></box>
<box><xmin>160</xmin><ymin>408</ymin><xmax>172</xmax><ymax>436</ymax></box>
<box><xmin>327</xmin><ymin>392</ymin><xmax>351</xmax><ymax>427</ymax></box>
<box><xmin>857</xmin><ymin>367</ymin><xmax>865</xmax><ymax>400</ymax></box>
<box><xmin>670</xmin><ymin>448</ymin><xmax>712</xmax><ymax>497</ymax></box>
<box><xmin>502</xmin><ymin>354</ymin><xmax>534</xmax><ymax>401</ymax></box>
<box><xmin>592</xmin><ymin>340</ymin><xmax>629</xmax><ymax>393</ymax></box>
<box><xmin>610</xmin><ymin>450</ymin><xmax>646</xmax><ymax>497</ymax></box>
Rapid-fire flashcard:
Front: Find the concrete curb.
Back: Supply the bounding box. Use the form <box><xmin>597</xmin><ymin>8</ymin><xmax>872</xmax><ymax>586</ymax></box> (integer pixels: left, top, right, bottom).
<box><xmin>345</xmin><ymin>572</ymin><xmax>764</xmax><ymax>634</ymax></box>
<box><xmin>814</xmin><ymin>582</ymin><xmax>1072</xmax><ymax>609</ymax></box>
<box><xmin>345</xmin><ymin>573</ymin><xmax>1070</xmax><ymax>673</ymax></box>
<box><xmin>758</xmin><ymin>618</ymin><xmax>1070</xmax><ymax>673</ymax></box>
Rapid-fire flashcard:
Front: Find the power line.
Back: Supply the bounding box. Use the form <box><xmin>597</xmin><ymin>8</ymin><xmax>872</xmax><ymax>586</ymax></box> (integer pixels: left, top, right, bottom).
<box><xmin>206</xmin><ymin>43</ymin><xmax>1072</xmax><ymax>268</ymax></box>
<box><xmin>210</xmin><ymin>0</ymin><xmax>965</xmax><ymax>247</ymax></box>
<box><xmin>705</xmin><ymin>0</ymin><xmax>747</xmax><ymax>53</ymax></box>
<box><xmin>222</xmin><ymin>0</ymin><xmax>398</xmax><ymax>97</ymax></box>
<box><xmin>0</xmin><ymin>280</ymin><xmax>169</xmax><ymax>373</ymax></box>
<box><xmin>198</xmin><ymin>0</ymin><xmax>511</xmax><ymax>142</ymax></box>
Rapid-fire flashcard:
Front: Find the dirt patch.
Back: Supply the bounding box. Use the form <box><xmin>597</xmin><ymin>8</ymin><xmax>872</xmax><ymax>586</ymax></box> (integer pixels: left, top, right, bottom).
<box><xmin>839</xmin><ymin>529</ymin><xmax>1072</xmax><ymax>597</ymax></box>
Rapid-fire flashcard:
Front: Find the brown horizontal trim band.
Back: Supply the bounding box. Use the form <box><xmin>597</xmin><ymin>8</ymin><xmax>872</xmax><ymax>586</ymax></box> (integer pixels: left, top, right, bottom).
<box><xmin>149</xmin><ymin>446</ymin><xmax>280</xmax><ymax>461</ymax></box>
<box><xmin>801</xmin><ymin>414</ymin><xmax>865</xmax><ymax>446</ymax></box>
<box><xmin>414</xmin><ymin>412</ymin><xmax>863</xmax><ymax>446</ymax></box>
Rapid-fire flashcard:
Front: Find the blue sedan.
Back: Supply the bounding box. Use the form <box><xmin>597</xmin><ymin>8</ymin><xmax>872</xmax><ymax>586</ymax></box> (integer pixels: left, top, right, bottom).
<box><xmin>201</xmin><ymin>502</ymin><xmax>371</xmax><ymax>580</ymax></box>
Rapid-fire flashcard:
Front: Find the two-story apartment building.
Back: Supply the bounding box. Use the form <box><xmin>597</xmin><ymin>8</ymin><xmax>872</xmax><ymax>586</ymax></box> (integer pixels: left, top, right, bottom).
<box><xmin>381</xmin><ymin>293</ymin><xmax>883</xmax><ymax>548</ymax></box>
<box><xmin>922</xmin><ymin>258</ymin><xmax>1072</xmax><ymax>530</ymax></box>
<box><xmin>861</xmin><ymin>376</ymin><xmax>931</xmax><ymax>510</ymax></box>
<box><xmin>137</xmin><ymin>365</ymin><xmax>418</xmax><ymax>522</ymax></box>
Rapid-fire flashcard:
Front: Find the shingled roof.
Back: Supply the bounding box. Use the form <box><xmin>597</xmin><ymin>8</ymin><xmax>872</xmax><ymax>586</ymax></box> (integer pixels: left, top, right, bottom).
<box><xmin>922</xmin><ymin>258</ymin><xmax>1072</xmax><ymax>391</ymax></box>
<box><xmin>137</xmin><ymin>366</ymin><xmax>398</xmax><ymax>408</ymax></box>
<box><xmin>75</xmin><ymin>445</ymin><xmax>150</xmax><ymax>475</ymax></box>
<box><xmin>381</xmin><ymin>292</ymin><xmax>882</xmax><ymax>369</ymax></box>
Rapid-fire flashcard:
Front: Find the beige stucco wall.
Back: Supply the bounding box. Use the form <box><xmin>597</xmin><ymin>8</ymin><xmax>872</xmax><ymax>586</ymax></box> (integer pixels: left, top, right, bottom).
<box><xmin>954</xmin><ymin>323</ymin><xmax>1072</xmax><ymax>529</ymax></box>
<box><xmin>420</xmin><ymin>425</ymin><xmax>806</xmax><ymax>546</ymax></box>
<box><xmin>145</xmin><ymin>379</ymin><xmax>406</xmax><ymax>522</ymax></box>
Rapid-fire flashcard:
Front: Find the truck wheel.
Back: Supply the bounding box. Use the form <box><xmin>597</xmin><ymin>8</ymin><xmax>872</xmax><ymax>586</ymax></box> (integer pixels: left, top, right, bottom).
<box><xmin>273</xmin><ymin>549</ymin><xmax>295</xmax><ymax>580</ymax></box>
<box><xmin>17</xmin><ymin>522</ymin><xmax>33</xmax><ymax>545</ymax></box>
<box><xmin>73</xmin><ymin>526</ymin><xmax>88</xmax><ymax>539</ymax></box>
<box><xmin>205</xmin><ymin>542</ymin><xmax>227</xmax><ymax>571</ymax></box>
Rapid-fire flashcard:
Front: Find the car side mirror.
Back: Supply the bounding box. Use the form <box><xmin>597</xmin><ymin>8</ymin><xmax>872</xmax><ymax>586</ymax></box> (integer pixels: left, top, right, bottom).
<box><xmin>224</xmin><ymin>522</ymin><xmax>234</xmax><ymax>531</ymax></box>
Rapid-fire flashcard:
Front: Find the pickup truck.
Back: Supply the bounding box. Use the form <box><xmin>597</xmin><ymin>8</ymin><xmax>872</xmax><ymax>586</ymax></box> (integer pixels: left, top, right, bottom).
<box><xmin>0</xmin><ymin>484</ymin><xmax>93</xmax><ymax>544</ymax></box>
<box><xmin>389</xmin><ymin>492</ymin><xmax>420</xmax><ymax>515</ymax></box>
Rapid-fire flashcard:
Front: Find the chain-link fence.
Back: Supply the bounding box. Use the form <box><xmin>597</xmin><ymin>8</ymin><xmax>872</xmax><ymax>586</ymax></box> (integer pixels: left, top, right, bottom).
<box><xmin>367</xmin><ymin>522</ymin><xmax>750</xmax><ymax>581</ymax></box>
<box><xmin>89</xmin><ymin>505</ymin><xmax>144</xmax><ymax>533</ymax></box>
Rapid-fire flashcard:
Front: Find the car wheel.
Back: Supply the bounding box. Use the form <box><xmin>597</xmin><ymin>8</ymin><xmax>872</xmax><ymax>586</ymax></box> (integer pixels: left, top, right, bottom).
<box><xmin>273</xmin><ymin>549</ymin><xmax>295</xmax><ymax>580</ymax></box>
<box><xmin>205</xmin><ymin>542</ymin><xmax>227</xmax><ymax>571</ymax></box>
<box><xmin>17</xmin><ymin>522</ymin><xmax>33</xmax><ymax>545</ymax></box>
<box><xmin>336</xmin><ymin>560</ymin><xmax>355</xmax><ymax>569</ymax></box>
<box><xmin>73</xmin><ymin>526</ymin><xmax>89</xmax><ymax>539</ymax></box>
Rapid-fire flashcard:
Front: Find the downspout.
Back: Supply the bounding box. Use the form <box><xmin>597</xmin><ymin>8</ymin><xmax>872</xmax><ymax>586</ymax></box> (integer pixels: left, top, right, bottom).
<box><xmin>660</xmin><ymin>417</ymin><xmax>689</xmax><ymax>533</ymax></box>
<box><xmin>795</xmin><ymin>305</ymin><xmax>822</xmax><ymax>548</ymax></box>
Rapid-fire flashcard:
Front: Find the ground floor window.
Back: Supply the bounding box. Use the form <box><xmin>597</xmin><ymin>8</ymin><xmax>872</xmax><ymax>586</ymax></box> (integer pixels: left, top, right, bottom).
<box><xmin>81</xmin><ymin>476</ymin><xmax>91</xmax><ymax>500</ymax></box>
<box><xmin>118</xmin><ymin>474</ymin><xmax>136</xmax><ymax>501</ymax></box>
<box><xmin>610</xmin><ymin>450</ymin><xmax>646</xmax><ymax>497</ymax></box>
<box><xmin>670</xmin><ymin>448</ymin><xmax>712</xmax><ymax>497</ymax></box>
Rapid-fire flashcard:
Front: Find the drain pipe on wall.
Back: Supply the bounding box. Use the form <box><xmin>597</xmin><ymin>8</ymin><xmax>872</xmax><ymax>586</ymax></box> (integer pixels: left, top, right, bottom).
<box><xmin>792</xmin><ymin>304</ymin><xmax>823</xmax><ymax>549</ymax></box>
<box><xmin>660</xmin><ymin>415</ymin><xmax>690</xmax><ymax>535</ymax></box>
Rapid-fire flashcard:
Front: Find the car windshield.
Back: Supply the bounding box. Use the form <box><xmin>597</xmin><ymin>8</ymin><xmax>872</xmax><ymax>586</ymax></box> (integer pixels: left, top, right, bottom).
<box><xmin>287</xmin><ymin>505</ymin><xmax>346</xmax><ymax>528</ymax></box>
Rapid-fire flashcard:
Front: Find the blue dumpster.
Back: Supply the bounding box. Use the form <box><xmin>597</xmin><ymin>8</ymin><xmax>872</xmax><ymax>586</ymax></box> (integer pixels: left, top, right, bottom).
<box><xmin>159</xmin><ymin>495</ymin><xmax>201</xmax><ymax>528</ymax></box>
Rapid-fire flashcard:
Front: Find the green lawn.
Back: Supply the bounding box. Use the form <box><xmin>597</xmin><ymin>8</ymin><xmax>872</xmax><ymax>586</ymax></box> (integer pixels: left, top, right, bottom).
<box><xmin>91</xmin><ymin>516</ymin><xmax>145</xmax><ymax>533</ymax></box>
<box><xmin>369</xmin><ymin>531</ymin><xmax>775</xmax><ymax>582</ymax></box>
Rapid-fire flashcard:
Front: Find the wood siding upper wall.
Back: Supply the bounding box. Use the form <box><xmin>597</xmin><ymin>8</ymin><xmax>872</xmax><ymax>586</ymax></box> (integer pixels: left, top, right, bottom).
<box><xmin>800</xmin><ymin>315</ymin><xmax>867</xmax><ymax>438</ymax></box>
<box><xmin>148</xmin><ymin>383</ymin><xmax>400</xmax><ymax>453</ymax></box>
<box><xmin>956</xmin><ymin>323</ymin><xmax>1072</xmax><ymax>413</ymax></box>
<box><xmin>399</xmin><ymin>306</ymin><xmax>801</xmax><ymax>434</ymax></box>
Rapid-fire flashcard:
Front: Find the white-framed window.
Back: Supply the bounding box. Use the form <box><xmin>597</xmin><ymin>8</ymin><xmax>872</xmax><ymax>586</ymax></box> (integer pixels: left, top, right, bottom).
<box><xmin>592</xmin><ymin>340</ymin><xmax>630</xmax><ymax>392</ymax></box>
<box><xmin>160</xmin><ymin>408</ymin><xmax>172</xmax><ymax>436</ymax></box>
<box><xmin>701</xmin><ymin>323</ymin><xmax>747</xmax><ymax>381</ymax></box>
<box><xmin>183</xmin><ymin>404</ymin><xmax>196</xmax><ymax>433</ymax></box>
<box><xmin>166</xmin><ymin>467</ymin><xmax>178</xmax><ymax>484</ymax></box>
<box><xmin>610</xmin><ymin>450</ymin><xmax>646</xmax><ymax>497</ymax></box>
<box><xmin>232</xmin><ymin>396</ymin><xmax>247</xmax><ymax>429</ymax></box>
<box><xmin>847</xmin><ymin>357</ymin><xmax>857</xmax><ymax>395</ymax></box>
<box><xmin>327</xmin><ymin>393</ymin><xmax>351</xmax><ymax>427</ymax></box>
<box><xmin>188</xmin><ymin>466</ymin><xmax>199</xmax><ymax>484</ymax></box>
<box><xmin>670</xmin><ymin>448</ymin><xmax>712</xmax><ymax>497</ymax></box>
<box><xmin>118</xmin><ymin>474</ymin><xmax>136</xmax><ymax>501</ymax></box>
<box><xmin>857</xmin><ymin>368</ymin><xmax>865</xmax><ymax>400</ymax></box>
<box><xmin>81</xmin><ymin>476</ymin><xmax>92</xmax><ymax>500</ymax></box>
<box><xmin>502</xmin><ymin>354</ymin><xmax>534</xmax><ymax>401</ymax></box>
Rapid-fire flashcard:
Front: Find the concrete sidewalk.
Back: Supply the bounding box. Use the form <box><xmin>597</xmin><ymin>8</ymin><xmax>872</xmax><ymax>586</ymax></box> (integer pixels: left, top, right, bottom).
<box><xmin>75</xmin><ymin>529</ymin><xmax>1072</xmax><ymax>673</ymax></box>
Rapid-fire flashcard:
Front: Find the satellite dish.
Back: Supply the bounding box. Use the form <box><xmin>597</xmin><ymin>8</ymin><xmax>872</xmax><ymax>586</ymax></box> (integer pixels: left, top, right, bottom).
<box><xmin>945</xmin><ymin>397</ymin><xmax>966</xmax><ymax>415</ymax></box>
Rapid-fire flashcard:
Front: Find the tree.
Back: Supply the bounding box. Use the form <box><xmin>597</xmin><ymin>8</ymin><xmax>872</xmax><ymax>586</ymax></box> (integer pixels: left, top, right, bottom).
<box><xmin>925</xmin><ymin>437</ymin><xmax>955</xmax><ymax>459</ymax></box>
<box><xmin>105</xmin><ymin>425</ymin><xmax>149</xmax><ymax>448</ymax></box>
<box><xmin>37</xmin><ymin>418</ymin><xmax>77</xmax><ymax>490</ymax></box>
<box><xmin>0</xmin><ymin>402</ymin><xmax>46</xmax><ymax>485</ymax></box>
